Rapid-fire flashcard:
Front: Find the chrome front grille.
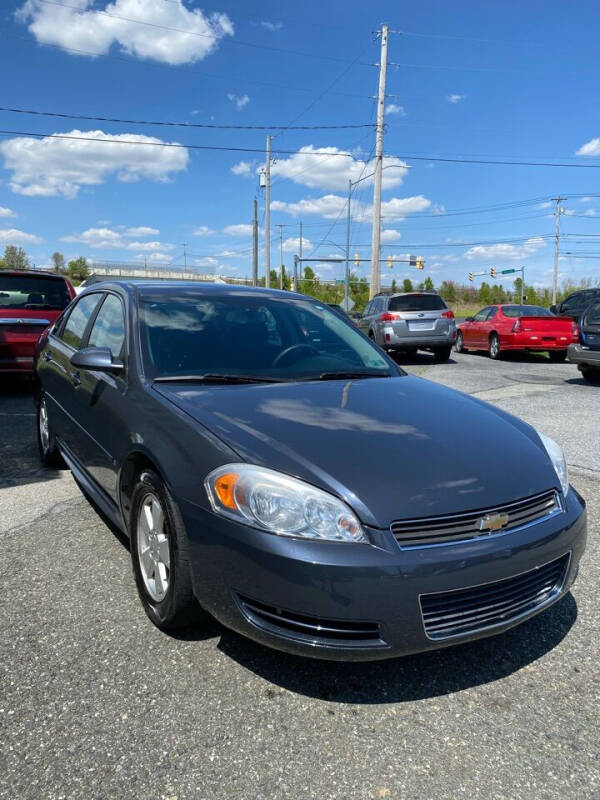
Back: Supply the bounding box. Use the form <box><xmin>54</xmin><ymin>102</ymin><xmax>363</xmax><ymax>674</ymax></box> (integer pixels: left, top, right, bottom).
<box><xmin>420</xmin><ymin>553</ymin><xmax>569</xmax><ymax>640</ymax></box>
<box><xmin>391</xmin><ymin>490</ymin><xmax>560</xmax><ymax>548</ymax></box>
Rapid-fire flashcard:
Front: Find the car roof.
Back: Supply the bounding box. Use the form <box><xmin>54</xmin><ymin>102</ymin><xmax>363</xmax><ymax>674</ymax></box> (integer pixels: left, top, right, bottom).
<box><xmin>376</xmin><ymin>291</ymin><xmax>441</xmax><ymax>297</ymax></box>
<box><xmin>79</xmin><ymin>280</ymin><xmax>310</xmax><ymax>301</ymax></box>
<box><xmin>1</xmin><ymin>270</ymin><xmax>68</xmax><ymax>280</ymax></box>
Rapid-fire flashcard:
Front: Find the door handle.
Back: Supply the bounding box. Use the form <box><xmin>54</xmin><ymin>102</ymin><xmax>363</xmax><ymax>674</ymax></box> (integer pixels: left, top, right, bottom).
<box><xmin>43</xmin><ymin>351</ymin><xmax>52</xmax><ymax>362</ymax></box>
<box><xmin>70</xmin><ymin>370</ymin><xmax>81</xmax><ymax>387</ymax></box>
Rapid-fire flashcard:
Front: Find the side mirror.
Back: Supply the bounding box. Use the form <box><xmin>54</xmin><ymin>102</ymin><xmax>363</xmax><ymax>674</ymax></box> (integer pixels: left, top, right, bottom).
<box><xmin>70</xmin><ymin>346</ymin><xmax>123</xmax><ymax>373</ymax></box>
<box><xmin>549</xmin><ymin>304</ymin><xmax>557</xmax><ymax>314</ymax></box>
<box><xmin>464</xmin><ymin>316</ymin><xmax>474</xmax><ymax>322</ymax></box>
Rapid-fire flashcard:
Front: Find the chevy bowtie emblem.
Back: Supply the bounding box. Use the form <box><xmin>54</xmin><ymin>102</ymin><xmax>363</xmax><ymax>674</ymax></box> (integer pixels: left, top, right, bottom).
<box><xmin>478</xmin><ymin>513</ymin><xmax>509</xmax><ymax>532</ymax></box>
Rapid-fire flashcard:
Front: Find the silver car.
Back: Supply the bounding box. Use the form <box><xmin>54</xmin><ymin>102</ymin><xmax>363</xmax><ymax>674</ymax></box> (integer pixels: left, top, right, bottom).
<box><xmin>359</xmin><ymin>291</ymin><xmax>456</xmax><ymax>361</ymax></box>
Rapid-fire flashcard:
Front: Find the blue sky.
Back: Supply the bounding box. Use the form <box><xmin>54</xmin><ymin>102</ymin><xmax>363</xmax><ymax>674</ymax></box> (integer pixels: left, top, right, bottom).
<box><xmin>2</xmin><ymin>0</ymin><xmax>600</xmax><ymax>289</ymax></box>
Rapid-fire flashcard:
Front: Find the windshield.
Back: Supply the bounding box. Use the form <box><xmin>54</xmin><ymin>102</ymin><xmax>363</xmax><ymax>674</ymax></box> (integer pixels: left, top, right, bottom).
<box><xmin>388</xmin><ymin>294</ymin><xmax>446</xmax><ymax>312</ymax></box>
<box><xmin>502</xmin><ymin>305</ymin><xmax>554</xmax><ymax>318</ymax></box>
<box><xmin>140</xmin><ymin>291</ymin><xmax>396</xmax><ymax>381</ymax></box>
<box><xmin>0</xmin><ymin>275</ymin><xmax>71</xmax><ymax>311</ymax></box>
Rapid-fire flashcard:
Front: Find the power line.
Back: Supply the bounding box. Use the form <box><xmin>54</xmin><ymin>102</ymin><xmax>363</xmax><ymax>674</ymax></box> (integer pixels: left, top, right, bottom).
<box><xmin>393</xmin><ymin>153</ymin><xmax>600</xmax><ymax>169</ymax></box>
<box><xmin>35</xmin><ymin>0</ymin><xmax>373</xmax><ymax>66</ymax></box>
<box><xmin>0</xmin><ymin>106</ymin><xmax>374</xmax><ymax>131</ymax></box>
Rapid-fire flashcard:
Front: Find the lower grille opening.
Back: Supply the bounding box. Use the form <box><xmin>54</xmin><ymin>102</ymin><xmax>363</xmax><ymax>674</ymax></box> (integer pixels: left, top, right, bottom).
<box><xmin>236</xmin><ymin>594</ymin><xmax>386</xmax><ymax>649</ymax></box>
<box><xmin>420</xmin><ymin>554</ymin><xmax>569</xmax><ymax>641</ymax></box>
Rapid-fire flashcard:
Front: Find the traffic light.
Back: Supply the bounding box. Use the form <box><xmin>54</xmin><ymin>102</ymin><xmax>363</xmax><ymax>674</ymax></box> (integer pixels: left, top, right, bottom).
<box><xmin>416</xmin><ymin>257</ymin><xmax>424</xmax><ymax>270</ymax></box>
<box><xmin>490</xmin><ymin>267</ymin><xmax>497</xmax><ymax>278</ymax></box>
<box><xmin>469</xmin><ymin>272</ymin><xmax>474</xmax><ymax>282</ymax></box>
<box><xmin>409</xmin><ymin>254</ymin><xmax>416</xmax><ymax>267</ymax></box>
<box><xmin>354</xmin><ymin>252</ymin><xmax>360</xmax><ymax>267</ymax></box>
<box><xmin>387</xmin><ymin>254</ymin><xmax>393</xmax><ymax>268</ymax></box>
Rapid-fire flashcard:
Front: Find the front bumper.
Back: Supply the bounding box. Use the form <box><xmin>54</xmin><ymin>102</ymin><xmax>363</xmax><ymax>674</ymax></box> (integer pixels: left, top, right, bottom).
<box><xmin>179</xmin><ymin>488</ymin><xmax>586</xmax><ymax>661</ymax></box>
<box><xmin>568</xmin><ymin>343</ymin><xmax>600</xmax><ymax>368</ymax></box>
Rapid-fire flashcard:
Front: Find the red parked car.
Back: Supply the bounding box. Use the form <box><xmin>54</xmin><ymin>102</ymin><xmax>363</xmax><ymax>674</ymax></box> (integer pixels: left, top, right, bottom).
<box><xmin>455</xmin><ymin>304</ymin><xmax>579</xmax><ymax>361</ymax></box>
<box><xmin>0</xmin><ymin>270</ymin><xmax>76</xmax><ymax>374</ymax></box>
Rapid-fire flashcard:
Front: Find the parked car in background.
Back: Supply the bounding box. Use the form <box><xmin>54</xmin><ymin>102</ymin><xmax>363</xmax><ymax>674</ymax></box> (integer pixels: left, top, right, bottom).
<box><xmin>551</xmin><ymin>288</ymin><xmax>600</xmax><ymax>320</ymax></box>
<box><xmin>456</xmin><ymin>304</ymin><xmax>579</xmax><ymax>361</ymax></box>
<box><xmin>568</xmin><ymin>297</ymin><xmax>600</xmax><ymax>381</ymax></box>
<box><xmin>0</xmin><ymin>270</ymin><xmax>76</xmax><ymax>374</ymax></box>
<box><xmin>34</xmin><ymin>281</ymin><xmax>585</xmax><ymax>660</ymax></box>
<box><xmin>358</xmin><ymin>291</ymin><xmax>456</xmax><ymax>361</ymax></box>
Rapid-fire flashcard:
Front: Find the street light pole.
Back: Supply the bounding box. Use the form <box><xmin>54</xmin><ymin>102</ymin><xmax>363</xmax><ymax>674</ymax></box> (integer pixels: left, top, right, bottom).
<box><xmin>344</xmin><ymin>178</ymin><xmax>351</xmax><ymax>311</ymax></box>
<box><xmin>369</xmin><ymin>23</ymin><xmax>389</xmax><ymax>299</ymax></box>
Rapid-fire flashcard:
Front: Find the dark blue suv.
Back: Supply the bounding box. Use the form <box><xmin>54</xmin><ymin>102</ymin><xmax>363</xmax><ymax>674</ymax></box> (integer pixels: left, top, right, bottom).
<box><xmin>568</xmin><ymin>297</ymin><xmax>600</xmax><ymax>381</ymax></box>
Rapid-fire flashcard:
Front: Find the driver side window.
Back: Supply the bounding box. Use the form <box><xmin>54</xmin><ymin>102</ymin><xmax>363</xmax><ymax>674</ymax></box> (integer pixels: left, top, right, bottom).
<box><xmin>473</xmin><ymin>307</ymin><xmax>490</xmax><ymax>322</ymax></box>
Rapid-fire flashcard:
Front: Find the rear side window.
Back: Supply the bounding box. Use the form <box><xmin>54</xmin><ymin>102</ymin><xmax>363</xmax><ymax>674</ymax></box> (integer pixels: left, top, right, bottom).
<box><xmin>584</xmin><ymin>302</ymin><xmax>600</xmax><ymax>326</ymax></box>
<box><xmin>60</xmin><ymin>293</ymin><xmax>103</xmax><ymax>350</ymax></box>
<box><xmin>388</xmin><ymin>294</ymin><xmax>446</xmax><ymax>312</ymax></box>
<box><xmin>0</xmin><ymin>274</ymin><xmax>71</xmax><ymax>310</ymax></box>
<box><xmin>88</xmin><ymin>294</ymin><xmax>126</xmax><ymax>358</ymax></box>
<box><xmin>503</xmin><ymin>305</ymin><xmax>553</xmax><ymax>318</ymax></box>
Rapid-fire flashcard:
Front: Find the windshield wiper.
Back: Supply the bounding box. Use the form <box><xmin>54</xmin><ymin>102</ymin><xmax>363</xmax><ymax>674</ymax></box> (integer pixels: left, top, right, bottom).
<box><xmin>153</xmin><ymin>373</ymin><xmax>285</xmax><ymax>384</ymax></box>
<box><xmin>313</xmin><ymin>371</ymin><xmax>392</xmax><ymax>381</ymax></box>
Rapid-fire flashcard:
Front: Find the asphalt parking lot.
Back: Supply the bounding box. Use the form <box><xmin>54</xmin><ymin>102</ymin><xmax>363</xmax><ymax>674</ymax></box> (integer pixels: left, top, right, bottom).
<box><xmin>1</xmin><ymin>352</ymin><xmax>598</xmax><ymax>800</ymax></box>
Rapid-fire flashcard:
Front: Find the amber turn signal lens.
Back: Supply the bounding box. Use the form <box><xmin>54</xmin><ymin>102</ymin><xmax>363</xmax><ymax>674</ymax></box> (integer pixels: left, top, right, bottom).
<box><xmin>214</xmin><ymin>472</ymin><xmax>240</xmax><ymax>509</ymax></box>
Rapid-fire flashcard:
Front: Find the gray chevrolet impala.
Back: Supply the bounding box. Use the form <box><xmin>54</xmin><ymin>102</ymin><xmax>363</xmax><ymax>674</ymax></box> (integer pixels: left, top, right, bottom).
<box><xmin>34</xmin><ymin>282</ymin><xmax>586</xmax><ymax>660</ymax></box>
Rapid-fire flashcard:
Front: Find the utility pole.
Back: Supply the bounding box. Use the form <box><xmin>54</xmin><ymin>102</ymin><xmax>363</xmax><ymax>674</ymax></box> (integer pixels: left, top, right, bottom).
<box><xmin>297</xmin><ymin>220</ymin><xmax>303</xmax><ymax>291</ymax></box>
<box><xmin>369</xmin><ymin>23</ymin><xmax>389</xmax><ymax>299</ymax></box>
<box><xmin>552</xmin><ymin>196</ymin><xmax>565</xmax><ymax>306</ymax></box>
<box><xmin>181</xmin><ymin>243</ymin><xmax>187</xmax><ymax>270</ymax></box>
<box><xmin>277</xmin><ymin>223</ymin><xmax>285</xmax><ymax>289</ymax></box>
<box><xmin>345</xmin><ymin>178</ymin><xmax>352</xmax><ymax>310</ymax></box>
<box><xmin>265</xmin><ymin>135</ymin><xmax>272</xmax><ymax>288</ymax></box>
<box><xmin>252</xmin><ymin>197</ymin><xmax>258</xmax><ymax>286</ymax></box>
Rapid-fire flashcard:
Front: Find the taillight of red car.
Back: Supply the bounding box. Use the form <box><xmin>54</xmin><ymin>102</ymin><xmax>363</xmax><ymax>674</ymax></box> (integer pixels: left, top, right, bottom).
<box><xmin>571</xmin><ymin>321</ymin><xmax>579</xmax><ymax>340</ymax></box>
<box><xmin>441</xmin><ymin>310</ymin><xmax>454</xmax><ymax>319</ymax></box>
<box><xmin>512</xmin><ymin>319</ymin><xmax>522</xmax><ymax>333</ymax></box>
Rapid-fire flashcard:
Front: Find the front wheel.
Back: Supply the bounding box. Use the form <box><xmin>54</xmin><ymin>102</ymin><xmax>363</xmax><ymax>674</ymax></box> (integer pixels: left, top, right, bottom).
<box><xmin>433</xmin><ymin>346</ymin><xmax>452</xmax><ymax>362</ymax></box>
<box><xmin>130</xmin><ymin>469</ymin><xmax>201</xmax><ymax>631</ymax></box>
<box><xmin>455</xmin><ymin>332</ymin><xmax>468</xmax><ymax>353</ymax></box>
<box><xmin>37</xmin><ymin>394</ymin><xmax>64</xmax><ymax>468</ymax></box>
<box><xmin>488</xmin><ymin>333</ymin><xmax>502</xmax><ymax>360</ymax></box>
<box><xmin>548</xmin><ymin>350</ymin><xmax>567</xmax><ymax>363</ymax></box>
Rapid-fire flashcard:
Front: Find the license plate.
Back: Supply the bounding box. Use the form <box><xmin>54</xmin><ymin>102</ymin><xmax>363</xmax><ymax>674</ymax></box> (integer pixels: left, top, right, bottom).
<box><xmin>408</xmin><ymin>321</ymin><xmax>435</xmax><ymax>330</ymax></box>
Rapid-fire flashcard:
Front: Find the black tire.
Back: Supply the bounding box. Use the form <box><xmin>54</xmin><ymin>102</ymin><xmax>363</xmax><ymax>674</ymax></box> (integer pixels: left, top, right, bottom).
<box><xmin>488</xmin><ymin>333</ymin><xmax>502</xmax><ymax>360</ymax></box>
<box><xmin>129</xmin><ymin>468</ymin><xmax>200</xmax><ymax>631</ymax></box>
<box><xmin>455</xmin><ymin>332</ymin><xmax>468</xmax><ymax>353</ymax></box>
<box><xmin>37</xmin><ymin>393</ymin><xmax>64</xmax><ymax>468</ymax></box>
<box><xmin>433</xmin><ymin>346</ymin><xmax>452</xmax><ymax>362</ymax></box>
<box><xmin>581</xmin><ymin>365</ymin><xmax>600</xmax><ymax>383</ymax></box>
<box><xmin>548</xmin><ymin>350</ymin><xmax>567</xmax><ymax>363</ymax></box>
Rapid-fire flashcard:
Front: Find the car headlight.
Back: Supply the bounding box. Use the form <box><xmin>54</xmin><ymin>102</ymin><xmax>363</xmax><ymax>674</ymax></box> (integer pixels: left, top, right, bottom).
<box><xmin>205</xmin><ymin>464</ymin><xmax>367</xmax><ymax>543</ymax></box>
<box><xmin>538</xmin><ymin>432</ymin><xmax>569</xmax><ymax>496</ymax></box>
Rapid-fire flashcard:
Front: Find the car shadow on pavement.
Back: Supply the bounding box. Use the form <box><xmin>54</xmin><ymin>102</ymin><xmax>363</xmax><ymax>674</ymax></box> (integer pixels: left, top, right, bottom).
<box><xmin>390</xmin><ymin>352</ymin><xmax>458</xmax><ymax>367</ymax></box>
<box><xmin>216</xmin><ymin>593</ymin><xmax>577</xmax><ymax>703</ymax></box>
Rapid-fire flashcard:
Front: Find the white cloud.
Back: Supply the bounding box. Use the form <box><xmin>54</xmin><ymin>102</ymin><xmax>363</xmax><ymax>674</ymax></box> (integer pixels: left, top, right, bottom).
<box><xmin>282</xmin><ymin>236</ymin><xmax>312</xmax><ymax>253</ymax></box>
<box><xmin>447</xmin><ymin>94</ymin><xmax>466</xmax><ymax>104</ymax></box>
<box><xmin>381</xmin><ymin>229</ymin><xmax>402</xmax><ymax>243</ymax></box>
<box><xmin>272</xmin><ymin>193</ymin><xmax>431</xmax><ymax>222</ymax></box>
<box><xmin>583</xmin><ymin>208</ymin><xmax>597</xmax><ymax>216</ymax></box>
<box><xmin>579</xmin><ymin>196</ymin><xmax>595</xmax><ymax>203</ymax></box>
<box><xmin>17</xmin><ymin>0</ymin><xmax>233</xmax><ymax>66</ymax></box>
<box><xmin>0</xmin><ymin>206</ymin><xmax>16</xmax><ymax>218</ymax></box>
<box><xmin>194</xmin><ymin>256</ymin><xmax>219</xmax><ymax>267</ymax></box>
<box><xmin>230</xmin><ymin>160</ymin><xmax>254</xmax><ymax>176</ymax></box>
<box><xmin>537</xmin><ymin>201</ymin><xmax>553</xmax><ymax>209</ymax></box>
<box><xmin>576</xmin><ymin>138</ymin><xmax>600</xmax><ymax>156</ymax></box>
<box><xmin>385</xmin><ymin>104</ymin><xmax>406</xmax><ymax>116</ymax></box>
<box><xmin>227</xmin><ymin>92</ymin><xmax>250</xmax><ymax>110</ymax></box>
<box><xmin>267</xmin><ymin>146</ymin><xmax>408</xmax><ymax>192</ymax></box>
<box><xmin>193</xmin><ymin>225</ymin><xmax>215</xmax><ymax>236</ymax></box>
<box><xmin>135</xmin><ymin>252</ymin><xmax>174</xmax><ymax>263</ymax></box>
<box><xmin>0</xmin><ymin>227</ymin><xmax>42</xmax><ymax>245</ymax></box>
<box><xmin>124</xmin><ymin>226</ymin><xmax>159</xmax><ymax>237</ymax></box>
<box><xmin>223</xmin><ymin>223</ymin><xmax>252</xmax><ymax>236</ymax></box>
<box><xmin>0</xmin><ymin>129</ymin><xmax>188</xmax><ymax>198</ymax></box>
<box><xmin>61</xmin><ymin>226</ymin><xmax>174</xmax><ymax>251</ymax></box>
<box><xmin>563</xmin><ymin>208</ymin><xmax>576</xmax><ymax>216</ymax></box>
<box><xmin>261</xmin><ymin>20</ymin><xmax>282</xmax><ymax>32</ymax></box>
<box><xmin>465</xmin><ymin>236</ymin><xmax>546</xmax><ymax>261</ymax></box>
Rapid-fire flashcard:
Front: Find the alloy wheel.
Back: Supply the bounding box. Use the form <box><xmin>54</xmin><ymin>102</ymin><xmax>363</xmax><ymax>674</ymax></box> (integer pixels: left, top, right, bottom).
<box><xmin>137</xmin><ymin>493</ymin><xmax>170</xmax><ymax>602</ymax></box>
<box><xmin>39</xmin><ymin>398</ymin><xmax>50</xmax><ymax>453</ymax></box>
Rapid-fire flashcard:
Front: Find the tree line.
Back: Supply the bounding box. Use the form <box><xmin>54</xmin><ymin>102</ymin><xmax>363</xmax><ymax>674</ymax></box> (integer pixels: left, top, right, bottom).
<box><xmin>0</xmin><ymin>246</ymin><xmax>89</xmax><ymax>284</ymax></box>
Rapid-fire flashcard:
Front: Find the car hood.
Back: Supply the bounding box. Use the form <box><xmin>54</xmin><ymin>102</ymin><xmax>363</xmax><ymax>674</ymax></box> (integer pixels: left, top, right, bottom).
<box><xmin>155</xmin><ymin>376</ymin><xmax>559</xmax><ymax>529</ymax></box>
